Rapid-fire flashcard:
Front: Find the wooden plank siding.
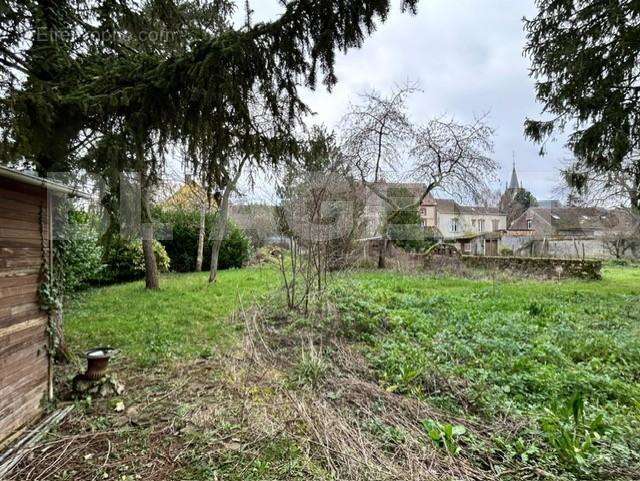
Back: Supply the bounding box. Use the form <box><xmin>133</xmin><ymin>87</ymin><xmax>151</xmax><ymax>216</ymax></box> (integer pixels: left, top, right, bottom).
<box><xmin>0</xmin><ymin>177</ymin><xmax>50</xmax><ymax>445</ymax></box>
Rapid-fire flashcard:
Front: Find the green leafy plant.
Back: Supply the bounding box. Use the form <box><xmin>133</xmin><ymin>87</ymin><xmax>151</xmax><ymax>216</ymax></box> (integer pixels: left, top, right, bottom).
<box><xmin>290</xmin><ymin>345</ymin><xmax>328</xmax><ymax>388</ymax></box>
<box><xmin>59</xmin><ymin>211</ymin><xmax>105</xmax><ymax>292</ymax></box>
<box><xmin>103</xmin><ymin>237</ymin><xmax>170</xmax><ymax>283</ymax></box>
<box><xmin>527</xmin><ymin>301</ymin><xmax>545</xmax><ymax>316</ymax></box>
<box><xmin>154</xmin><ymin>208</ymin><xmax>251</xmax><ymax>272</ymax></box>
<box><xmin>421</xmin><ymin>419</ymin><xmax>467</xmax><ymax>455</ymax></box>
<box><xmin>541</xmin><ymin>392</ymin><xmax>606</xmax><ymax>469</ymax></box>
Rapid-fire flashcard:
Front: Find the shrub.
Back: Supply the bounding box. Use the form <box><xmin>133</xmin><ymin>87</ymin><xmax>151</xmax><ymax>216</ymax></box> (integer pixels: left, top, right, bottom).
<box><xmin>58</xmin><ymin>211</ymin><xmax>105</xmax><ymax>292</ymax></box>
<box><xmin>218</xmin><ymin>220</ymin><xmax>252</xmax><ymax>269</ymax></box>
<box><xmin>154</xmin><ymin>208</ymin><xmax>251</xmax><ymax>272</ymax></box>
<box><xmin>499</xmin><ymin>246</ymin><xmax>514</xmax><ymax>256</ymax></box>
<box><xmin>103</xmin><ymin>238</ymin><xmax>170</xmax><ymax>283</ymax></box>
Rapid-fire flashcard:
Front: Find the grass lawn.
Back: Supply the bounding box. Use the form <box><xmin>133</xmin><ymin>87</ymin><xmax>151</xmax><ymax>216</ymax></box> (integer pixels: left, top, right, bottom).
<box><xmin>66</xmin><ymin>267</ymin><xmax>279</xmax><ymax>366</ymax></box>
<box><xmin>331</xmin><ymin>265</ymin><xmax>640</xmax><ymax>475</ymax></box>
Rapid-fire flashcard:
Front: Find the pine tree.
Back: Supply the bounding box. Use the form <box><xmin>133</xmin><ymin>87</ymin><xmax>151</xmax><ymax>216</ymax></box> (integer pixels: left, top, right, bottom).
<box><xmin>525</xmin><ymin>0</ymin><xmax>640</xmax><ymax>214</ymax></box>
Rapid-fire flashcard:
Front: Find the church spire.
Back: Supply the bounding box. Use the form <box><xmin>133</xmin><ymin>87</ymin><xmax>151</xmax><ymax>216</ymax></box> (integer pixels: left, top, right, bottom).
<box><xmin>509</xmin><ymin>158</ymin><xmax>520</xmax><ymax>190</ymax></box>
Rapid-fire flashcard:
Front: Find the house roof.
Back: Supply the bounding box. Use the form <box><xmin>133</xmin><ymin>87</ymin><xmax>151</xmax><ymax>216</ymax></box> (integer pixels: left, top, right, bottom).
<box><xmin>163</xmin><ymin>181</ymin><xmax>207</xmax><ymax>209</ymax></box>
<box><xmin>434</xmin><ymin>198</ymin><xmax>504</xmax><ymax>216</ymax></box>
<box><xmin>511</xmin><ymin>206</ymin><xmax>639</xmax><ymax>233</ymax></box>
<box><xmin>0</xmin><ymin>165</ymin><xmax>90</xmax><ymax>198</ymax></box>
<box><xmin>538</xmin><ymin>199</ymin><xmax>562</xmax><ymax>208</ymax></box>
<box><xmin>434</xmin><ymin>198</ymin><xmax>457</xmax><ymax>213</ymax></box>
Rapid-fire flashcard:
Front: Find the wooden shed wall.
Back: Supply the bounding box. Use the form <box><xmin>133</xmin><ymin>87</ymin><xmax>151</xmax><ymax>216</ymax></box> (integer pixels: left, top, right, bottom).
<box><xmin>0</xmin><ymin>176</ymin><xmax>50</xmax><ymax>445</ymax></box>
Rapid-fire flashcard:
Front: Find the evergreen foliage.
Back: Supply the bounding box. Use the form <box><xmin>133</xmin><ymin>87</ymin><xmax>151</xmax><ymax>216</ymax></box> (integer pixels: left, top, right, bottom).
<box><xmin>1</xmin><ymin>0</ymin><xmax>419</xmax><ymax>174</ymax></box>
<box><xmin>385</xmin><ymin>186</ymin><xmax>431</xmax><ymax>252</ymax></box>
<box><xmin>103</xmin><ymin>237</ymin><xmax>171</xmax><ymax>283</ymax></box>
<box><xmin>525</xmin><ymin>0</ymin><xmax>640</xmax><ymax>213</ymax></box>
<box><xmin>154</xmin><ymin>208</ymin><xmax>251</xmax><ymax>272</ymax></box>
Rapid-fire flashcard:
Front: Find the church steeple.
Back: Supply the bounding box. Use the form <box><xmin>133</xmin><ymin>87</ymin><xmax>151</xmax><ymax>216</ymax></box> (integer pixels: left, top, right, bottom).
<box><xmin>509</xmin><ymin>160</ymin><xmax>519</xmax><ymax>190</ymax></box>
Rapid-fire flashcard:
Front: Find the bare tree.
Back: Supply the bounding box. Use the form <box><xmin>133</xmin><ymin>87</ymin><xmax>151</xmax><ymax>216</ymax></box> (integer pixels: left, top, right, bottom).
<box><xmin>343</xmin><ymin>84</ymin><xmax>498</xmax><ymax>267</ymax></box>
<box><xmin>341</xmin><ymin>82</ymin><xmax>417</xmax><ymax>183</ymax></box>
<box><xmin>409</xmin><ymin>116</ymin><xmax>498</xmax><ymax>204</ymax></box>
<box><xmin>603</xmin><ymin>230</ymin><xmax>640</xmax><ymax>260</ymax></box>
<box><xmin>340</xmin><ymin>83</ymin><xmax>415</xmax><ymax>267</ymax></box>
<box><xmin>276</xmin><ymin>127</ymin><xmax>362</xmax><ymax>313</ymax></box>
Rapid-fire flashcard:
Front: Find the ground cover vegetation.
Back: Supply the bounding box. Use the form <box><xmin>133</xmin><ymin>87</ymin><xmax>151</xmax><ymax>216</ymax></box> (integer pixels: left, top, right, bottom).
<box><xmin>9</xmin><ymin>265</ymin><xmax>639</xmax><ymax>481</ymax></box>
<box><xmin>330</xmin><ymin>266</ymin><xmax>640</xmax><ymax>478</ymax></box>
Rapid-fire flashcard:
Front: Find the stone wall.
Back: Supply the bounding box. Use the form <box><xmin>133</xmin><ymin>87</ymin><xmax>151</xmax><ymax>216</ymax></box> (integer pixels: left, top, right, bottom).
<box><xmin>461</xmin><ymin>255</ymin><xmax>603</xmax><ymax>280</ymax></box>
<box><xmin>501</xmin><ymin>236</ymin><xmax>640</xmax><ymax>260</ymax></box>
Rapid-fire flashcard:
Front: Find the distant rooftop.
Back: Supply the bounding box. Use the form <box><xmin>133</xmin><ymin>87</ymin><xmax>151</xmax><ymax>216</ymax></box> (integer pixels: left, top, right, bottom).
<box><xmin>434</xmin><ymin>198</ymin><xmax>503</xmax><ymax>216</ymax></box>
<box><xmin>512</xmin><ymin>206</ymin><xmax>638</xmax><ymax>233</ymax></box>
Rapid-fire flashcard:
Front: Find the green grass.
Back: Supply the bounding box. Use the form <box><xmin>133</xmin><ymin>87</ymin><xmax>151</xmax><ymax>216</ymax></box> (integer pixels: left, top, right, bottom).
<box><xmin>331</xmin><ymin>266</ymin><xmax>640</xmax><ymax>476</ymax></box>
<box><xmin>66</xmin><ymin>267</ymin><xmax>279</xmax><ymax>366</ymax></box>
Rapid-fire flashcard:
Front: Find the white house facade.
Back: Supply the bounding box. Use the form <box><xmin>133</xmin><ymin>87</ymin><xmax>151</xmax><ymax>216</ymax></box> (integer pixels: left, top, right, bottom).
<box><xmin>426</xmin><ymin>198</ymin><xmax>507</xmax><ymax>240</ymax></box>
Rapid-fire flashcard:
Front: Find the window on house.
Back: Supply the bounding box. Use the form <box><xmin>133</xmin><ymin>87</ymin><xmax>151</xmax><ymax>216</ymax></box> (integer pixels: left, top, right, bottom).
<box><xmin>478</xmin><ymin>219</ymin><xmax>485</xmax><ymax>232</ymax></box>
<box><xmin>527</xmin><ymin>219</ymin><xmax>533</xmax><ymax>230</ymax></box>
<box><xmin>449</xmin><ymin>218</ymin><xmax>459</xmax><ymax>232</ymax></box>
<box><xmin>471</xmin><ymin>219</ymin><xmax>477</xmax><ymax>229</ymax></box>
<box><xmin>492</xmin><ymin>219</ymin><xmax>499</xmax><ymax>231</ymax></box>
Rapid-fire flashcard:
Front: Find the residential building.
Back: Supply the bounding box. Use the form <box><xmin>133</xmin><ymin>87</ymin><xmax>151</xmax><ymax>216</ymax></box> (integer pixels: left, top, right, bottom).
<box><xmin>509</xmin><ymin>206</ymin><xmax>637</xmax><ymax>238</ymax></box>
<box><xmin>433</xmin><ymin>199</ymin><xmax>506</xmax><ymax>239</ymax></box>
<box><xmin>359</xmin><ymin>181</ymin><xmax>507</xmax><ymax>240</ymax></box>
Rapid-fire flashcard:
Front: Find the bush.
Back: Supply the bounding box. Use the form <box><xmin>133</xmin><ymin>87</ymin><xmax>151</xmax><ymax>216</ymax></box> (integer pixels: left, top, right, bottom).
<box><xmin>58</xmin><ymin>211</ymin><xmax>105</xmax><ymax>292</ymax></box>
<box><xmin>153</xmin><ymin>208</ymin><xmax>251</xmax><ymax>272</ymax></box>
<box><xmin>103</xmin><ymin>237</ymin><xmax>170</xmax><ymax>283</ymax></box>
<box><xmin>500</xmin><ymin>246</ymin><xmax>514</xmax><ymax>256</ymax></box>
<box><xmin>218</xmin><ymin>220</ymin><xmax>252</xmax><ymax>269</ymax></box>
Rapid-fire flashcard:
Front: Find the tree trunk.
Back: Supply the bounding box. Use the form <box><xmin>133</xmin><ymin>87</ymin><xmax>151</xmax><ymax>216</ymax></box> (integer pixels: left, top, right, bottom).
<box><xmin>195</xmin><ymin>205</ymin><xmax>206</xmax><ymax>272</ymax></box>
<box><xmin>141</xmin><ymin>170</ymin><xmax>160</xmax><ymax>290</ymax></box>
<box><xmin>378</xmin><ymin>234</ymin><xmax>388</xmax><ymax>269</ymax></box>
<box><xmin>208</xmin><ymin>185</ymin><xmax>231</xmax><ymax>283</ymax></box>
<box><xmin>209</xmin><ymin>158</ymin><xmax>245</xmax><ymax>284</ymax></box>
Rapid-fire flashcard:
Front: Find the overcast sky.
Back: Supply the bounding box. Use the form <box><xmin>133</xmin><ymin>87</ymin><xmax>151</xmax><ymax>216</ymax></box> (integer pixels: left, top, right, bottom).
<box><xmin>241</xmin><ymin>0</ymin><xmax>572</xmax><ymax>202</ymax></box>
